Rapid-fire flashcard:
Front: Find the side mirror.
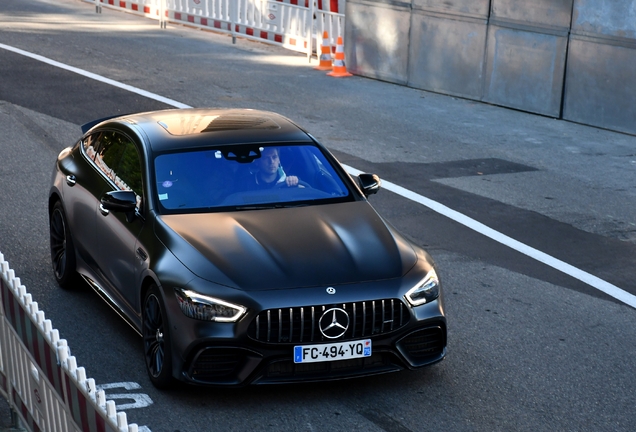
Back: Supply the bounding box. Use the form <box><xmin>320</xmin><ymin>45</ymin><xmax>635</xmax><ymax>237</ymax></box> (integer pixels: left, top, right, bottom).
<box><xmin>358</xmin><ymin>173</ymin><xmax>381</xmax><ymax>196</ymax></box>
<box><xmin>100</xmin><ymin>190</ymin><xmax>138</xmax><ymax>222</ymax></box>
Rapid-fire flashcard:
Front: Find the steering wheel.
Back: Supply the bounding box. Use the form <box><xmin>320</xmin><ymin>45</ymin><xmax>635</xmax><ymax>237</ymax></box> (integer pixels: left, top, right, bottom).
<box><xmin>274</xmin><ymin>179</ymin><xmax>312</xmax><ymax>189</ymax></box>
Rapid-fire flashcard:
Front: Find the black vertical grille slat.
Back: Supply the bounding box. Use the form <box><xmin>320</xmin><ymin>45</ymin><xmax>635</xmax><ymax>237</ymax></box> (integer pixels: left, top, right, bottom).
<box><xmin>248</xmin><ymin>299</ymin><xmax>410</xmax><ymax>343</ymax></box>
<box><xmin>371</xmin><ymin>301</ymin><xmax>376</xmax><ymax>334</ymax></box>
<box><xmin>362</xmin><ymin>302</ymin><xmax>367</xmax><ymax>336</ymax></box>
<box><xmin>288</xmin><ymin>308</ymin><xmax>293</xmax><ymax>342</ymax></box>
<box><xmin>352</xmin><ymin>303</ymin><xmax>357</xmax><ymax>337</ymax></box>
<box><xmin>300</xmin><ymin>307</ymin><xmax>305</xmax><ymax>342</ymax></box>
<box><xmin>380</xmin><ymin>300</ymin><xmax>385</xmax><ymax>333</ymax></box>
<box><xmin>390</xmin><ymin>299</ymin><xmax>395</xmax><ymax>331</ymax></box>
<box><xmin>320</xmin><ymin>305</ymin><xmax>326</xmax><ymax>342</ymax></box>
<box><xmin>311</xmin><ymin>307</ymin><xmax>315</xmax><ymax>342</ymax></box>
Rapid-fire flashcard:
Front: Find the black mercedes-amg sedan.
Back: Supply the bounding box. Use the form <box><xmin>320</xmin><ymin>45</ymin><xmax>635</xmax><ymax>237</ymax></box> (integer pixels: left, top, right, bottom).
<box><xmin>49</xmin><ymin>108</ymin><xmax>446</xmax><ymax>388</ymax></box>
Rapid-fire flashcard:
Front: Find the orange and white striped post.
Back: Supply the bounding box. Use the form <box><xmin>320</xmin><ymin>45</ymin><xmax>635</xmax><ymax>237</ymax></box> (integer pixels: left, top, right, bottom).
<box><xmin>314</xmin><ymin>31</ymin><xmax>333</xmax><ymax>71</ymax></box>
<box><xmin>327</xmin><ymin>36</ymin><xmax>352</xmax><ymax>78</ymax></box>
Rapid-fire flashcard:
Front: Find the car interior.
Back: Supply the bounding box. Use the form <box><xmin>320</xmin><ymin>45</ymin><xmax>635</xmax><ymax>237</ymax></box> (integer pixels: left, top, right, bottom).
<box><xmin>154</xmin><ymin>144</ymin><xmax>349</xmax><ymax>212</ymax></box>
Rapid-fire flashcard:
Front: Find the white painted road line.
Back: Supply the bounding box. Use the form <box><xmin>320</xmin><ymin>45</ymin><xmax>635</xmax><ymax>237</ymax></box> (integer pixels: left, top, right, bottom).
<box><xmin>344</xmin><ymin>165</ymin><xmax>636</xmax><ymax>309</ymax></box>
<box><xmin>0</xmin><ymin>43</ymin><xmax>191</xmax><ymax>109</ymax></box>
<box><xmin>3</xmin><ymin>43</ymin><xmax>635</xmax><ymax>309</ymax></box>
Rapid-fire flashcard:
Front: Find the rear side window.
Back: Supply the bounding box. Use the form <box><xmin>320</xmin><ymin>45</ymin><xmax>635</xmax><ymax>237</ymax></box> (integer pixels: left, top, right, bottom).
<box><xmin>83</xmin><ymin>130</ymin><xmax>144</xmax><ymax>207</ymax></box>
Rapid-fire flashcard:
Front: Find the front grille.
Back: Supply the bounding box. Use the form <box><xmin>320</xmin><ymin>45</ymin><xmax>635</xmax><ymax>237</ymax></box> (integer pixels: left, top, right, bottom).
<box><xmin>248</xmin><ymin>299</ymin><xmax>410</xmax><ymax>343</ymax></box>
<box><xmin>399</xmin><ymin>326</ymin><xmax>445</xmax><ymax>360</ymax></box>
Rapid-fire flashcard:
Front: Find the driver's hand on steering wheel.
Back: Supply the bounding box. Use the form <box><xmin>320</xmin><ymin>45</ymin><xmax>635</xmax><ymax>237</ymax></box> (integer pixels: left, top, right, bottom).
<box><xmin>286</xmin><ymin>176</ymin><xmax>299</xmax><ymax>187</ymax></box>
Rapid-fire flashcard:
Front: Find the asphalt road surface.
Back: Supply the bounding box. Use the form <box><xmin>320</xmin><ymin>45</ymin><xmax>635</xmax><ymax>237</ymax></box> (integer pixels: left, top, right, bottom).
<box><xmin>1</xmin><ymin>1</ymin><xmax>635</xmax><ymax>431</ymax></box>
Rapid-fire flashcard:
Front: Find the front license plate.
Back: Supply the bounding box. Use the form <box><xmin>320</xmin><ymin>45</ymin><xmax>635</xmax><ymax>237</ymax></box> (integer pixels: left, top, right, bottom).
<box><xmin>293</xmin><ymin>339</ymin><xmax>372</xmax><ymax>363</ymax></box>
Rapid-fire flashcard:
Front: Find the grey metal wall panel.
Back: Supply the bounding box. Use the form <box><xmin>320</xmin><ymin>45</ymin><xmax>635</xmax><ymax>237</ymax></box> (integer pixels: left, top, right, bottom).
<box><xmin>412</xmin><ymin>0</ymin><xmax>490</xmax><ymax>18</ymax></box>
<box><xmin>408</xmin><ymin>12</ymin><xmax>487</xmax><ymax>98</ymax></box>
<box><xmin>491</xmin><ymin>0</ymin><xmax>573</xmax><ymax>30</ymax></box>
<box><xmin>344</xmin><ymin>1</ymin><xmax>411</xmax><ymax>84</ymax></box>
<box><xmin>343</xmin><ymin>0</ymin><xmax>635</xmax><ymax>135</ymax></box>
<box><xmin>563</xmin><ymin>38</ymin><xmax>636</xmax><ymax>135</ymax></box>
<box><xmin>572</xmin><ymin>0</ymin><xmax>636</xmax><ymax>39</ymax></box>
<box><xmin>483</xmin><ymin>25</ymin><xmax>568</xmax><ymax>116</ymax></box>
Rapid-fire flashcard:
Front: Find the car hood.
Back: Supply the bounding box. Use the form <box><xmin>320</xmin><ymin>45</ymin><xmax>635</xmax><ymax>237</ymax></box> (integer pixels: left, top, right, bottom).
<box><xmin>156</xmin><ymin>201</ymin><xmax>418</xmax><ymax>291</ymax></box>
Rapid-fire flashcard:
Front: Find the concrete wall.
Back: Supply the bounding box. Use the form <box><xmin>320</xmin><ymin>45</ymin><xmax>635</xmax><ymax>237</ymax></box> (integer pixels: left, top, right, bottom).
<box><xmin>563</xmin><ymin>1</ymin><xmax>636</xmax><ymax>135</ymax></box>
<box><xmin>344</xmin><ymin>0</ymin><xmax>636</xmax><ymax>135</ymax></box>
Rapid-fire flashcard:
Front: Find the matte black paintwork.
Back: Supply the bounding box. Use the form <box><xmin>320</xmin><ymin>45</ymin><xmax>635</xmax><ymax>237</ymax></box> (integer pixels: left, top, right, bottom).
<box><xmin>50</xmin><ymin>108</ymin><xmax>447</xmax><ymax>386</ymax></box>
<box><xmin>158</xmin><ymin>202</ymin><xmax>418</xmax><ymax>291</ymax></box>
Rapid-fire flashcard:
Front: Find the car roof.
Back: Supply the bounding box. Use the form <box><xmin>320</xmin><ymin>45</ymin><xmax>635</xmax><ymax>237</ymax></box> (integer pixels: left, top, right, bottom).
<box><xmin>87</xmin><ymin>108</ymin><xmax>315</xmax><ymax>153</ymax></box>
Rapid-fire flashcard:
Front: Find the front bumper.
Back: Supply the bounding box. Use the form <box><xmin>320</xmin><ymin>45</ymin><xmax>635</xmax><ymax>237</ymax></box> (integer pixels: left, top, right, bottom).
<box><xmin>170</xmin><ymin>296</ymin><xmax>447</xmax><ymax>386</ymax></box>
<box><xmin>183</xmin><ymin>321</ymin><xmax>446</xmax><ymax>386</ymax></box>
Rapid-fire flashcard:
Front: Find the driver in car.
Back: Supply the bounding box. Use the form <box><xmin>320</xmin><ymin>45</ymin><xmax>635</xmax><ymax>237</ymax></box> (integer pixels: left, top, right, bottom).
<box><xmin>249</xmin><ymin>147</ymin><xmax>300</xmax><ymax>189</ymax></box>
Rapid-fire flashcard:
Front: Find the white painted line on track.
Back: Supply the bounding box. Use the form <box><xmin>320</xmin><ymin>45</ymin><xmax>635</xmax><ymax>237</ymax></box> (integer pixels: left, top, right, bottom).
<box><xmin>345</xmin><ymin>165</ymin><xmax>636</xmax><ymax>309</ymax></box>
<box><xmin>3</xmin><ymin>43</ymin><xmax>635</xmax><ymax>309</ymax></box>
<box><xmin>0</xmin><ymin>43</ymin><xmax>191</xmax><ymax>109</ymax></box>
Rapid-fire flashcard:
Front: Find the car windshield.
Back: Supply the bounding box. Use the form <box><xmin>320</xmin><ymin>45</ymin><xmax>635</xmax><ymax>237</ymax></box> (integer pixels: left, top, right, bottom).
<box><xmin>153</xmin><ymin>144</ymin><xmax>353</xmax><ymax>213</ymax></box>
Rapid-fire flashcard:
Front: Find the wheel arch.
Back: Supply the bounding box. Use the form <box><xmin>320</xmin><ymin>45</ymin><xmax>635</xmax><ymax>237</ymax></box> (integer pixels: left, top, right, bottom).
<box><xmin>140</xmin><ymin>275</ymin><xmax>159</xmax><ymax>312</ymax></box>
<box><xmin>48</xmin><ymin>192</ymin><xmax>62</xmax><ymax>216</ymax></box>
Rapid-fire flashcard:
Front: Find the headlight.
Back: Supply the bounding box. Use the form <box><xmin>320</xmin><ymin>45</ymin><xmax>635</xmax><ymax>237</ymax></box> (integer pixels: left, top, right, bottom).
<box><xmin>174</xmin><ymin>288</ymin><xmax>246</xmax><ymax>322</ymax></box>
<box><xmin>405</xmin><ymin>269</ymin><xmax>440</xmax><ymax>306</ymax></box>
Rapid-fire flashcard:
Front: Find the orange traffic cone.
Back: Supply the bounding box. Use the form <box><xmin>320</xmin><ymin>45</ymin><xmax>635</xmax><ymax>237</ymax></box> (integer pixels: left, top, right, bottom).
<box><xmin>314</xmin><ymin>31</ymin><xmax>332</xmax><ymax>71</ymax></box>
<box><xmin>327</xmin><ymin>36</ymin><xmax>352</xmax><ymax>77</ymax></box>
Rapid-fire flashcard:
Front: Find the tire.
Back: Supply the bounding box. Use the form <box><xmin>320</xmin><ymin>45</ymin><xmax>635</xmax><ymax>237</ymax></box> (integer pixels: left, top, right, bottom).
<box><xmin>143</xmin><ymin>285</ymin><xmax>175</xmax><ymax>389</ymax></box>
<box><xmin>49</xmin><ymin>201</ymin><xmax>78</xmax><ymax>288</ymax></box>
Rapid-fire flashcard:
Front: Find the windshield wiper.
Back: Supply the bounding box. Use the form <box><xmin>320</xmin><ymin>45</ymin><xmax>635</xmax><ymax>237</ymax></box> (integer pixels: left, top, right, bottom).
<box><xmin>234</xmin><ymin>205</ymin><xmax>278</xmax><ymax>210</ymax></box>
<box><xmin>233</xmin><ymin>203</ymin><xmax>308</xmax><ymax>211</ymax></box>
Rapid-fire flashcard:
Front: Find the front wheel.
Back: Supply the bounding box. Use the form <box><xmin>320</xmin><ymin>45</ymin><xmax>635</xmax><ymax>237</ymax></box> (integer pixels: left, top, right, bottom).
<box><xmin>143</xmin><ymin>285</ymin><xmax>174</xmax><ymax>389</ymax></box>
<box><xmin>49</xmin><ymin>201</ymin><xmax>78</xmax><ymax>288</ymax></box>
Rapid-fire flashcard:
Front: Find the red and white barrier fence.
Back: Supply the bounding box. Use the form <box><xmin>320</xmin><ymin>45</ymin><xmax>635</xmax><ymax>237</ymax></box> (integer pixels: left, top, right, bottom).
<box><xmin>92</xmin><ymin>0</ymin><xmax>345</xmax><ymax>60</ymax></box>
<box><xmin>0</xmin><ymin>252</ymin><xmax>140</xmax><ymax>432</ymax></box>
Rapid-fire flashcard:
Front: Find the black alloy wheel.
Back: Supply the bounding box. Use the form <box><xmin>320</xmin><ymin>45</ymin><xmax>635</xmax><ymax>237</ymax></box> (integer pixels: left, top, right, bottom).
<box><xmin>143</xmin><ymin>285</ymin><xmax>174</xmax><ymax>389</ymax></box>
<box><xmin>49</xmin><ymin>201</ymin><xmax>77</xmax><ymax>288</ymax></box>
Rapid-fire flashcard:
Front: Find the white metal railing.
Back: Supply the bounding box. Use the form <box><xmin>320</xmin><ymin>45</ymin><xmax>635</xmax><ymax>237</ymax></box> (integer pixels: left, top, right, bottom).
<box><xmin>0</xmin><ymin>252</ymin><xmax>140</xmax><ymax>432</ymax></box>
<box><xmin>93</xmin><ymin>0</ymin><xmax>345</xmax><ymax>61</ymax></box>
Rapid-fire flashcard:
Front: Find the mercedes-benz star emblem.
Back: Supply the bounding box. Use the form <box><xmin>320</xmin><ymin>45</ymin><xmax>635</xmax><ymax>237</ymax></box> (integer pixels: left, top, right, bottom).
<box><xmin>326</xmin><ymin>287</ymin><xmax>336</xmax><ymax>294</ymax></box>
<box><xmin>319</xmin><ymin>308</ymin><xmax>350</xmax><ymax>339</ymax></box>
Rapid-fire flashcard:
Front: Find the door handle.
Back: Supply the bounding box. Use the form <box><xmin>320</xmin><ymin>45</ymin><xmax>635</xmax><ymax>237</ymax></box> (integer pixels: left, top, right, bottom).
<box><xmin>136</xmin><ymin>247</ymin><xmax>148</xmax><ymax>262</ymax></box>
<box><xmin>66</xmin><ymin>175</ymin><xmax>76</xmax><ymax>186</ymax></box>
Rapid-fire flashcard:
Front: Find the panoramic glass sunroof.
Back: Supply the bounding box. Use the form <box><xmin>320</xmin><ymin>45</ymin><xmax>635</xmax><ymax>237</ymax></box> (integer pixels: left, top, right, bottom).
<box><xmin>157</xmin><ymin>113</ymin><xmax>280</xmax><ymax>136</ymax></box>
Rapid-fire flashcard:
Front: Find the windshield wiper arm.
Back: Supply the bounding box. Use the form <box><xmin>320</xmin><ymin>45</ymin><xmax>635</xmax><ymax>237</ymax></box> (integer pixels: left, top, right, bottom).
<box><xmin>234</xmin><ymin>203</ymin><xmax>308</xmax><ymax>210</ymax></box>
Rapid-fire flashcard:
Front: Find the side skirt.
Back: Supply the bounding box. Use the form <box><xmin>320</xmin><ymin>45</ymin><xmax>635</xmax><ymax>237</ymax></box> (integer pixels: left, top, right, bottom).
<box><xmin>80</xmin><ymin>274</ymin><xmax>143</xmax><ymax>337</ymax></box>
